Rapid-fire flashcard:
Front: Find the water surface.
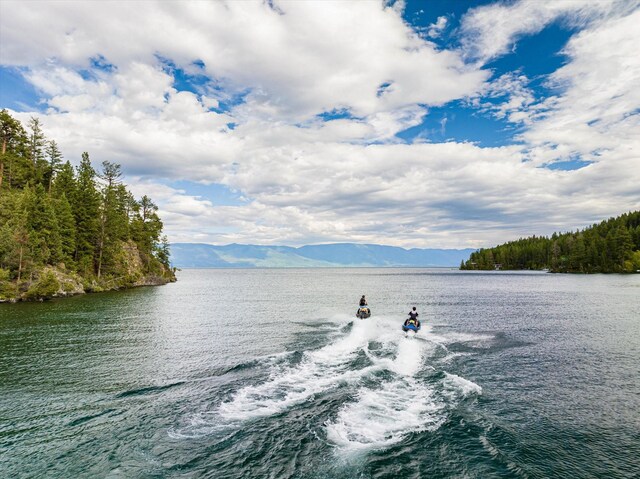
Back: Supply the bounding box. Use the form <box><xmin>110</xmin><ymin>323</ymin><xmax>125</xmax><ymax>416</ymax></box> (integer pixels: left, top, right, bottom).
<box><xmin>1</xmin><ymin>269</ymin><xmax>639</xmax><ymax>478</ymax></box>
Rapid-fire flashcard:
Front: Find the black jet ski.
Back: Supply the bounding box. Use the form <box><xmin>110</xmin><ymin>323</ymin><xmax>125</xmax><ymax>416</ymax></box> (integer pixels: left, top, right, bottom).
<box><xmin>356</xmin><ymin>306</ymin><xmax>371</xmax><ymax>319</ymax></box>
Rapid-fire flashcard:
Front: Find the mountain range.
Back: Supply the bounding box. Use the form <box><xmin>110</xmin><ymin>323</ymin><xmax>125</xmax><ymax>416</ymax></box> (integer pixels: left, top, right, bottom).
<box><xmin>170</xmin><ymin>243</ymin><xmax>475</xmax><ymax>268</ymax></box>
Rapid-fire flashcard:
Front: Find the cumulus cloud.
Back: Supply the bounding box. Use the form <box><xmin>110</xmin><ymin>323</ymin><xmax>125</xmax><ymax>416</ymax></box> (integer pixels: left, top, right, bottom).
<box><xmin>1</xmin><ymin>1</ymin><xmax>487</xmax><ymax>120</ymax></box>
<box><xmin>1</xmin><ymin>0</ymin><xmax>639</xmax><ymax>248</ymax></box>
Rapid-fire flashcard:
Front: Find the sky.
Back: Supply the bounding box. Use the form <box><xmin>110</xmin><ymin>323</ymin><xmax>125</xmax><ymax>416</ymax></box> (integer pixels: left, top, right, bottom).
<box><xmin>1</xmin><ymin>0</ymin><xmax>639</xmax><ymax>249</ymax></box>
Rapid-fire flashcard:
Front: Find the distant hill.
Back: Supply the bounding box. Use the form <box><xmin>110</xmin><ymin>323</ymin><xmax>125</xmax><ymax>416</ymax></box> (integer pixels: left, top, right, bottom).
<box><xmin>170</xmin><ymin>243</ymin><xmax>475</xmax><ymax>268</ymax></box>
<box><xmin>461</xmin><ymin>210</ymin><xmax>640</xmax><ymax>273</ymax></box>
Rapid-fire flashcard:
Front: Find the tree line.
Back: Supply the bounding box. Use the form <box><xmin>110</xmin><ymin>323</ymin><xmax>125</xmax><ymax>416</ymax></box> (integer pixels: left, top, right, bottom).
<box><xmin>0</xmin><ymin>109</ymin><xmax>173</xmax><ymax>296</ymax></box>
<box><xmin>460</xmin><ymin>211</ymin><xmax>640</xmax><ymax>273</ymax></box>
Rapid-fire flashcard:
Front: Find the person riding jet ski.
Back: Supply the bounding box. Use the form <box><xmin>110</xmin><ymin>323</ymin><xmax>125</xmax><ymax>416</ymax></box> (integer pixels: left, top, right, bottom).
<box><xmin>403</xmin><ymin>306</ymin><xmax>421</xmax><ymax>331</ymax></box>
<box><xmin>356</xmin><ymin>295</ymin><xmax>371</xmax><ymax>318</ymax></box>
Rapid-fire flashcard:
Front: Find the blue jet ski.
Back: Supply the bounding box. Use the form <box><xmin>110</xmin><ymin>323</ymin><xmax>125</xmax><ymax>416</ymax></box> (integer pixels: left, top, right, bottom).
<box><xmin>402</xmin><ymin>320</ymin><xmax>421</xmax><ymax>333</ymax></box>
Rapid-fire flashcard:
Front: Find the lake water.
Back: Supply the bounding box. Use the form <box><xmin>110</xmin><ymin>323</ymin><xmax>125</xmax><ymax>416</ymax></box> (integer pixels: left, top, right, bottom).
<box><xmin>1</xmin><ymin>269</ymin><xmax>639</xmax><ymax>478</ymax></box>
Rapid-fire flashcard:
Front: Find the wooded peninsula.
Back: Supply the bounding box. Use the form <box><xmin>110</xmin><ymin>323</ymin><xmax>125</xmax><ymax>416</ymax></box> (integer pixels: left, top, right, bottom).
<box><xmin>460</xmin><ymin>211</ymin><xmax>640</xmax><ymax>273</ymax></box>
<box><xmin>0</xmin><ymin>109</ymin><xmax>175</xmax><ymax>302</ymax></box>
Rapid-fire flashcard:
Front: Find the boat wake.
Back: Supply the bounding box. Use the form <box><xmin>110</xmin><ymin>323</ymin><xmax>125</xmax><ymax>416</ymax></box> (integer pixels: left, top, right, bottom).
<box><xmin>325</xmin><ymin>318</ymin><xmax>482</xmax><ymax>452</ymax></box>
<box><xmin>170</xmin><ymin>316</ymin><xmax>483</xmax><ymax>452</ymax></box>
<box><xmin>217</xmin><ymin>320</ymin><xmax>379</xmax><ymax>421</ymax></box>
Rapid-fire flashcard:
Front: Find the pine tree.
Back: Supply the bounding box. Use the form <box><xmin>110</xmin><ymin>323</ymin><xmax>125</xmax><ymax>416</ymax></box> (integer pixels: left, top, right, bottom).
<box><xmin>24</xmin><ymin>185</ymin><xmax>62</xmax><ymax>266</ymax></box>
<box><xmin>96</xmin><ymin>161</ymin><xmax>128</xmax><ymax>278</ymax></box>
<box><xmin>45</xmin><ymin>140</ymin><xmax>63</xmax><ymax>194</ymax></box>
<box><xmin>54</xmin><ymin>194</ymin><xmax>76</xmax><ymax>267</ymax></box>
<box><xmin>0</xmin><ymin>112</ymin><xmax>175</xmax><ymax>294</ymax></box>
<box><xmin>52</xmin><ymin>161</ymin><xmax>76</xmax><ymax>200</ymax></box>
<box><xmin>460</xmin><ymin>212</ymin><xmax>640</xmax><ymax>273</ymax></box>
<box><xmin>569</xmin><ymin>234</ymin><xmax>586</xmax><ymax>272</ymax></box>
<box><xmin>72</xmin><ymin>152</ymin><xmax>100</xmax><ymax>275</ymax></box>
<box><xmin>0</xmin><ymin>109</ymin><xmax>27</xmax><ymax>193</ymax></box>
<box><xmin>132</xmin><ymin>195</ymin><xmax>163</xmax><ymax>271</ymax></box>
<box><xmin>613</xmin><ymin>226</ymin><xmax>633</xmax><ymax>270</ymax></box>
<box><xmin>157</xmin><ymin>235</ymin><xmax>171</xmax><ymax>268</ymax></box>
<box><xmin>27</xmin><ymin>117</ymin><xmax>47</xmax><ymax>185</ymax></box>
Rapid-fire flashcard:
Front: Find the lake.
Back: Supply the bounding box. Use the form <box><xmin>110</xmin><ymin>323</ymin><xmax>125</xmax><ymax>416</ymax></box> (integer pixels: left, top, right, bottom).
<box><xmin>1</xmin><ymin>268</ymin><xmax>639</xmax><ymax>478</ymax></box>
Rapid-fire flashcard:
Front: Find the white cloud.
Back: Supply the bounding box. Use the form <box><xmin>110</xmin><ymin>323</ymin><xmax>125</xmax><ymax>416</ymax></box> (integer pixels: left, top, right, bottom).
<box><xmin>459</xmin><ymin>0</ymin><xmax>636</xmax><ymax>64</ymax></box>
<box><xmin>1</xmin><ymin>0</ymin><xmax>639</xmax><ymax>248</ymax></box>
<box><xmin>427</xmin><ymin>16</ymin><xmax>448</xmax><ymax>38</ymax></box>
<box><xmin>1</xmin><ymin>0</ymin><xmax>487</xmax><ymax>121</ymax></box>
<box><xmin>469</xmin><ymin>72</ymin><xmax>538</xmax><ymax>124</ymax></box>
<box><xmin>521</xmin><ymin>9</ymin><xmax>640</xmax><ymax>167</ymax></box>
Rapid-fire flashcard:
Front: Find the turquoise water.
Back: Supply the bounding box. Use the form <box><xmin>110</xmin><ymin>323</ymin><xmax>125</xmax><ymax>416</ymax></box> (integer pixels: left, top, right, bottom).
<box><xmin>1</xmin><ymin>269</ymin><xmax>639</xmax><ymax>478</ymax></box>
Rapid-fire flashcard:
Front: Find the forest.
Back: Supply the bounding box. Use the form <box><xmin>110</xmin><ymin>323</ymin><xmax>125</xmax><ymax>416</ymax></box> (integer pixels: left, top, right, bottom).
<box><xmin>461</xmin><ymin>211</ymin><xmax>640</xmax><ymax>273</ymax></box>
<box><xmin>0</xmin><ymin>109</ymin><xmax>175</xmax><ymax>301</ymax></box>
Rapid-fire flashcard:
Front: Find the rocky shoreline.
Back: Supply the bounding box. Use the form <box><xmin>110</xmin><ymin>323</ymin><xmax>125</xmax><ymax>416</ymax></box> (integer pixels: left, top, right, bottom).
<box><xmin>0</xmin><ymin>265</ymin><xmax>176</xmax><ymax>303</ymax></box>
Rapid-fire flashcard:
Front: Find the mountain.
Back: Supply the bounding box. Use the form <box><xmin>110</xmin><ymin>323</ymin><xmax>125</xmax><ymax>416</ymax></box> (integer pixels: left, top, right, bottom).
<box><xmin>170</xmin><ymin>243</ymin><xmax>475</xmax><ymax>268</ymax></box>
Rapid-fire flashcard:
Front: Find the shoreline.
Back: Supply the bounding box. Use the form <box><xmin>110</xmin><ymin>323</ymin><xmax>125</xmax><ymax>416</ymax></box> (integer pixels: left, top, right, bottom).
<box><xmin>0</xmin><ymin>266</ymin><xmax>176</xmax><ymax>303</ymax></box>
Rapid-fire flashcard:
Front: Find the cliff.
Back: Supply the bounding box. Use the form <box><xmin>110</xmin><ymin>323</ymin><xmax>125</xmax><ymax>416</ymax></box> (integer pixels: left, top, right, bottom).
<box><xmin>0</xmin><ymin>240</ymin><xmax>176</xmax><ymax>302</ymax></box>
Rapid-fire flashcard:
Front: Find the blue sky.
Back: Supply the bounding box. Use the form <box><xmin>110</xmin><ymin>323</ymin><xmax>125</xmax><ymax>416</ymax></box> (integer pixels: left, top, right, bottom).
<box><xmin>1</xmin><ymin>0</ymin><xmax>638</xmax><ymax>247</ymax></box>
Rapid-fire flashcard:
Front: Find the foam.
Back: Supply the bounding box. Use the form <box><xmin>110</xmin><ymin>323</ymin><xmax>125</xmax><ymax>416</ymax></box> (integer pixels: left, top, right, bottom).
<box><xmin>325</xmin><ymin>378</ymin><xmax>444</xmax><ymax>451</ymax></box>
<box><xmin>218</xmin><ymin>363</ymin><xmax>378</xmax><ymax>421</ymax></box>
<box><xmin>439</xmin><ymin>351</ymin><xmax>473</xmax><ymax>363</ymax></box>
<box><xmin>323</xmin><ymin>320</ymin><xmax>488</xmax><ymax>453</ymax></box>
<box><xmin>217</xmin><ymin>320</ymin><xmax>379</xmax><ymax>421</ymax></box>
<box><xmin>365</xmin><ymin>328</ymin><xmax>426</xmax><ymax>376</ymax></box>
<box><xmin>325</xmin><ymin>321</ymin><xmax>447</xmax><ymax>451</ymax></box>
<box><xmin>443</xmin><ymin>372</ymin><xmax>482</xmax><ymax>396</ymax></box>
<box><xmin>174</xmin><ymin>315</ymin><xmax>484</xmax><ymax>444</ymax></box>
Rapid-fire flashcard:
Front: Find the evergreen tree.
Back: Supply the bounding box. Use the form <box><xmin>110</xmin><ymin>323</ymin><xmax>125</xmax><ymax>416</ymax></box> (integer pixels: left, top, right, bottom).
<box><xmin>613</xmin><ymin>226</ymin><xmax>633</xmax><ymax>271</ymax></box>
<box><xmin>0</xmin><ymin>109</ymin><xmax>29</xmax><ymax>192</ymax></box>
<box><xmin>45</xmin><ymin>140</ymin><xmax>63</xmax><ymax>194</ymax></box>
<box><xmin>52</xmin><ymin>161</ymin><xmax>76</xmax><ymax>200</ymax></box>
<box><xmin>24</xmin><ymin>185</ymin><xmax>62</xmax><ymax>266</ymax></box>
<box><xmin>0</xmin><ymin>113</ymin><xmax>175</xmax><ymax>296</ymax></box>
<box><xmin>54</xmin><ymin>194</ymin><xmax>76</xmax><ymax>266</ymax></box>
<box><xmin>96</xmin><ymin>161</ymin><xmax>128</xmax><ymax>277</ymax></box>
<box><xmin>157</xmin><ymin>235</ymin><xmax>171</xmax><ymax>268</ymax></box>
<box><xmin>0</xmin><ymin>222</ymin><xmax>14</xmax><ymax>270</ymax></box>
<box><xmin>27</xmin><ymin>117</ymin><xmax>47</xmax><ymax>185</ymax></box>
<box><xmin>132</xmin><ymin>195</ymin><xmax>163</xmax><ymax>271</ymax></box>
<box><xmin>72</xmin><ymin>152</ymin><xmax>100</xmax><ymax>275</ymax></box>
<box><xmin>461</xmin><ymin>211</ymin><xmax>640</xmax><ymax>274</ymax></box>
<box><xmin>569</xmin><ymin>235</ymin><xmax>586</xmax><ymax>272</ymax></box>
<box><xmin>14</xmin><ymin>221</ymin><xmax>29</xmax><ymax>282</ymax></box>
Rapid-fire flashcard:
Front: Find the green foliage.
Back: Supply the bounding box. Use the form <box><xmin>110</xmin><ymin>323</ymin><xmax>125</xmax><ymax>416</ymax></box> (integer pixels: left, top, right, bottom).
<box><xmin>24</xmin><ymin>270</ymin><xmax>60</xmax><ymax>300</ymax></box>
<box><xmin>54</xmin><ymin>194</ymin><xmax>76</xmax><ymax>266</ymax></box>
<box><xmin>72</xmin><ymin>152</ymin><xmax>100</xmax><ymax>274</ymax></box>
<box><xmin>24</xmin><ymin>185</ymin><xmax>63</xmax><ymax>266</ymax></box>
<box><xmin>0</xmin><ymin>108</ymin><xmax>29</xmax><ymax>191</ymax></box>
<box><xmin>45</xmin><ymin>140</ymin><xmax>63</xmax><ymax>193</ymax></box>
<box><xmin>461</xmin><ymin>211</ymin><xmax>640</xmax><ymax>274</ymax></box>
<box><xmin>52</xmin><ymin>161</ymin><xmax>76</xmax><ymax>199</ymax></box>
<box><xmin>0</xmin><ymin>267</ymin><xmax>17</xmax><ymax>300</ymax></box>
<box><xmin>27</xmin><ymin>117</ymin><xmax>48</xmax><ymax>187</ymax></box>
<box><xmin>0</xmin><ymin>110</ymin><xmax>175</xmax><ymax>300</ymax></box>
<box><xmin>157</xmin><ymin>235</ymin><xmax>171</xmax><ymax>268</ymax></box>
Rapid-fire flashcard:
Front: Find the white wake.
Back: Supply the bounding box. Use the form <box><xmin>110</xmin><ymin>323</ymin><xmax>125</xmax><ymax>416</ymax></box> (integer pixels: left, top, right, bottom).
<box><xmin>171</xmin><ymin>315</ymin><xmax>483</xmax><ymax>445</ymax></box>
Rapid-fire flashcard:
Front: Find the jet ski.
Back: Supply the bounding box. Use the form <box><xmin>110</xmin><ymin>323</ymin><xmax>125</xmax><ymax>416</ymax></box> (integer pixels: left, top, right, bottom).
<box><xmin>356</xmin><ymin>306</ymin><xmax>371</xmax><ymax>319</ymax></box>
<box><xmin>402</xmin><ymin>320</ymin><xmax>421</xmax><ymax>333</ymax></box>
